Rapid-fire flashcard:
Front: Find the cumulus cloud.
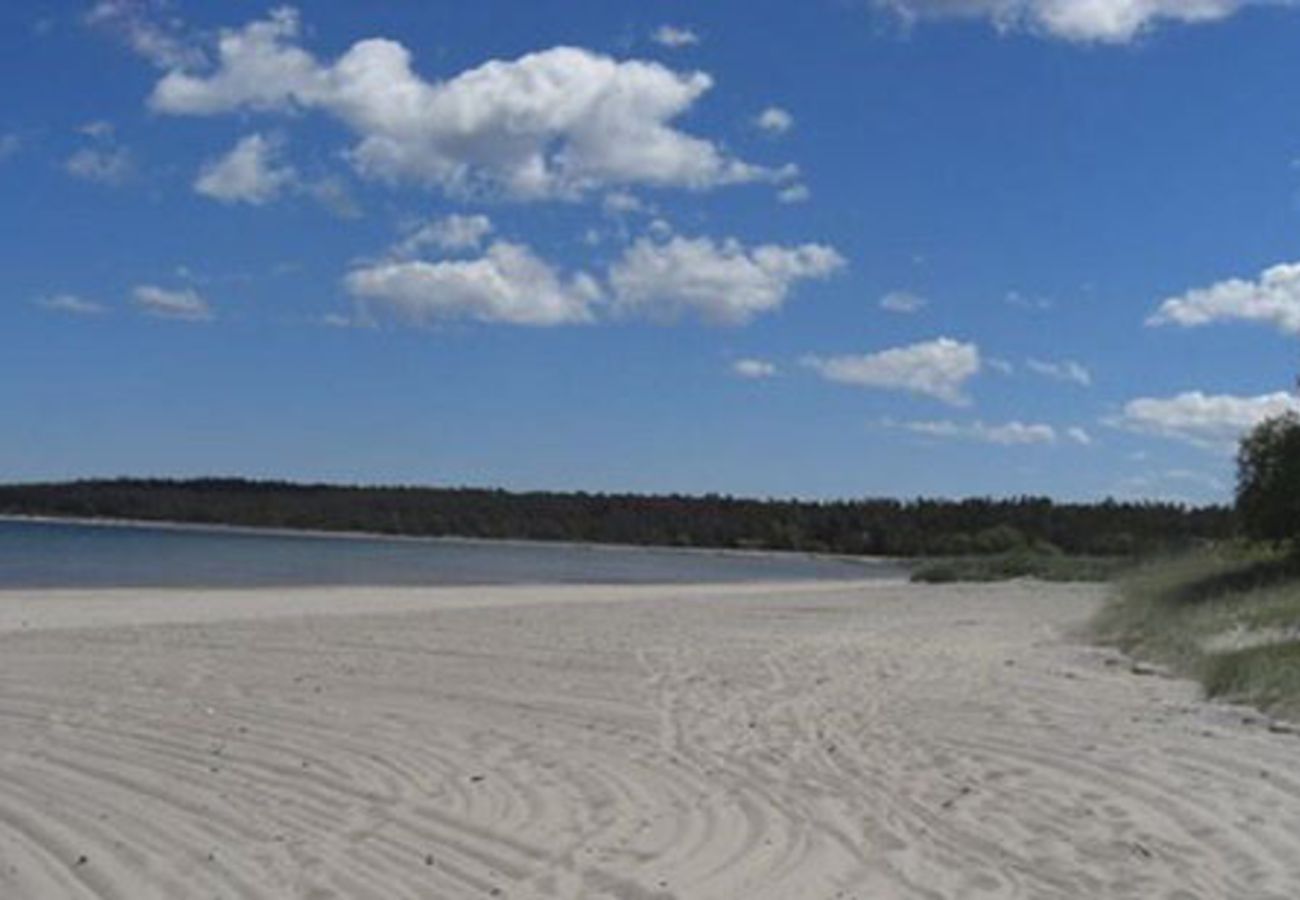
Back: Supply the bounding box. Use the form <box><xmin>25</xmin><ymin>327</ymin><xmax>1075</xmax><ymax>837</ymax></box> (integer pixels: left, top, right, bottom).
<box><xmin>149</xmin><ymin>8</ymin><xmax>782</xmax><ymax>200</ymax></box>
<box><xmin>884</xmin><ymin>417</ymin><xmax>1058</xmax><ymax>445</ymax></box>
<box><xmin>85</xmin><ymin>0</ymin><xmax>204</xmax><ymax>68</ymax></box>
<box><xmin>876</xmin><ymin>0</ymin><xmax>1260</xmax><ymax>43</ymax></box>
<box><xmin>755</xmin><ymin>106</ymin><xmax>794</xmax><ymax>135</ymax></box>
<box><xmin>37</xmin><ymin>294</ymin><xmax>107</xmax><ymax>316</ymax></box>
<box><xmin>1005</xmin><ymin>290</ymin><xmax>1053</xmax><ymax>311</ymax></box>
<box><xmin>133</xmin><ymin>285</ymin><xmax>213</xmax><ymax>321</ymax></box>
<box><xmin>1026</xmin><ymin>357</ymin><xmax>1092</xmax><ymax>387</ymax></box>
<box><xmin>609</xmin><ymin>235</ymin><xmax>844</xmax><ymax>325</ymax></box>
<box><xmin>1067</xmin><ymin>426</ymin><xmax>1094</xmax><ymax>445</ymax></box>
<box><xmin>776</xmin><ymin>184</ymin><xmax>810</xmax><ymax>204</ymax></box>
<box><xmin>732</xmin><ymin>358</ymin><xmax>778</xmax><ymax>379</ymax></box>
<box><xmin>394</xmin><ymin>214</ymin><xmax>494</xmax><ymax>256</ymax></box>
<box><xmin>79</xmin><ymin>120</ymin><xmax>116</xmax><ymax>140</ymax></box>
<box><xmin>320</xmin><ymin>312</ymin><xmax>365</xmax><ymax>329</ymax></box>
<box><xmin>346</xmin><ymin>242</ymin><xmax>601</xmax><ymax>327</ymax></box>
<box><xmin>65</xmin><ymin>120</ymin><xmax>135</xmax><ymax>186</ymax></box>
<box><xmin>880</xmin><ymin>290</ymin><xmax>928</xmax><ymax>314</ymax></box>
<box><xmin>351</xmin><ymin>222</ymin><xmax>840</xmax><ymax>329</ymax></box>
<box><xmin>195</xmin><ymin>133</ymin><xmax>296</xmax><ymax>204</ymax></box>
<box><xmin>306</xmin><ymin>175</ymin><xmax>362</xmax><ymax>219</ymax></box>
<box><xmin>1113</xmin><ymin>390</ymin><xmax>1300</xmax><ymax>449</ymax></box>
<box><xmin>602</xmin><ymin>191</ymin><xmax>647</xmax><ymax>215</ymax></box>
<box><xmin>65</xmin><ymin>146</ymin><xmax>134</xmax><ymax>185</ymax></box>
<box><xmin>805</xmin><ymin>337</ymin><xmax>981</xmax><ymax>405</ymax></box>
<box><xmin>1148</xmin><ymin>261</ymin><xmax>1300</xmax><ymax>335</ymax></box>
<box><xmin>651</xmin><ymin>25</ymin><xmax>700</xmax><ymax>47</ymax></box>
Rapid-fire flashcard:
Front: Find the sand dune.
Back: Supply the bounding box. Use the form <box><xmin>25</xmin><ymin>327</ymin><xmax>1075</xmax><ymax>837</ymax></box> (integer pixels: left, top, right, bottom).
<box><xmin>2</xmin><ymin>579</ymin><xmax>1299</xmax><ymax>899</ymax></box>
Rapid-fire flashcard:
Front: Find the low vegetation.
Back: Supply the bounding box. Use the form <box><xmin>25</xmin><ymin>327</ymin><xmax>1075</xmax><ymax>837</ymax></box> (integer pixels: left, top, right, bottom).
<box><xmin>910</xmin><ymin>550</ymin><xmax>1125</xmax><ymax>584</ymax></box>
<box><xmin>1092</xmin><ymin>547</ymin><xmax>1300</xmax><ymax>720</ymax></box>
<box><xmin>1086</xmin><ymin>409</ymin><xmax>1300</xmax><ymax>720</ymax></box>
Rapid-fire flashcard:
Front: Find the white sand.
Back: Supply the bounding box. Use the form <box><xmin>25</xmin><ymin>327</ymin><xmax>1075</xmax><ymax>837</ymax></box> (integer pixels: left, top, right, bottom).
<box><xmin>2</xmin><ymin>579</ymin><xmax>1299</xmax><ymax>899</ymax></box>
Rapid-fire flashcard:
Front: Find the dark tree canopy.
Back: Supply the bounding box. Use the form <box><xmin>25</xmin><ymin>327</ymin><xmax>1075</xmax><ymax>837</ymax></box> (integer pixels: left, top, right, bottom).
<box><xmin>0</xmin><ymin>478</ymin><xmax>1233</xmax><ymax>558</ymax></box>
<box><xmin>1237</xmin><ymin>412</ymin><xmax>1300</xmax><ymax>544</ymax></box>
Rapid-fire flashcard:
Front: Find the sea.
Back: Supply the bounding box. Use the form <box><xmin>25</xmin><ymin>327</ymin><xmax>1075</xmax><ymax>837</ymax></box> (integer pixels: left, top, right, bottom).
<box><xmin>0</xmin><ymin>518</ymin><xmax>904</xmax><ymax>589</ymax></box>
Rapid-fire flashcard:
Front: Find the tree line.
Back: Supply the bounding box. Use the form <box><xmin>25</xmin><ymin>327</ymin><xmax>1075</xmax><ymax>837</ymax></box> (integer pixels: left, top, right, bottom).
<box><xmin>0</xmin><ymin>478</ymin><xmax>1234</xmax><ymax>558</ymax></box>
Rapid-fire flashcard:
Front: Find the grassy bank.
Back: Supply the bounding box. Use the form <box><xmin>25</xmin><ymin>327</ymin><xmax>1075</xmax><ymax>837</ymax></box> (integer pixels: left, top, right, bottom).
<box><xmin>910</xmin><ymin>551</ymin><xmax>1124</xmax><ymax>584</ymax></box>
<box><xmin>1092</xmin><ymin>546</ymin><xmax>1300</xmax><ymax>721</ymax></box>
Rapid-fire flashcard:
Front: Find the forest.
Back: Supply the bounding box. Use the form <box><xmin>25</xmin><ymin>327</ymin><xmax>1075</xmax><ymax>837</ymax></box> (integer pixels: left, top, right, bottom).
<box><xmin>0</xmin><ymin>478</ymin><xmax>1235</xmax><ymax>558</ymax></box>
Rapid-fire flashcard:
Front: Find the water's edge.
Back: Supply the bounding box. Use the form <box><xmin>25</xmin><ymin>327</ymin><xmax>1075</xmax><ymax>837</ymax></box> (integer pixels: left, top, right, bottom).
<box><xmin>0</xmin><ymin>517</ymin><xmax>908</xmax><ymax>590</ymax></box>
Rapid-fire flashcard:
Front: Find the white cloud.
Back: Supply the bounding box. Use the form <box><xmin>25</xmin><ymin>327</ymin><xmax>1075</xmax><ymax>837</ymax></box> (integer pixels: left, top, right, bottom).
<box><xmin>609</xmin><ymin>235</ymin><xmax>844</xmax><ymax>325</ymax></box>
<box><xmin>194</xmin><ymin>133</ymin><xmax>296</xmax><ymax>205</ymax></box>
<box><xmin>150</xmin><ymin>9</ymin><xmax>782</xmax><ymax>200</ymax></box>
<box><xmin>79</xmin><ymin>120</ymin><xmax>115</xmax><ymax>139</ymax></box>
<box><xmin>1113</xmin><ymin>390</ymin><xmax>1300</xmax><ymax>449</ymax></box>
<box><xmin>876</xmin><ymin>0</ymin><xmax>1260</xmax><ymax>44</ymax></box>
<box><xmin>880</xmin><ymin>290</ymin><xmax>928</xmax><ymax>314</ymax></box>
<box><xmin>65</xmin><ymin>146</ymin><xmax>133</xmax><ymax>185</ymax></box>
<box><xmin>394</xmin><ymin>214</ymin><xmax>494</xmax><ymax>256</ymax></box>
<box><xmin>346</xmin><ymin>241</ymin><xmax>601</xmax><ymax>327</ymax></box>
<box><xmin>651</xmin><ymin>25</ymin><xmax>700</xmax><ymax>47</ymax></box>
<box><xmin>986</xmin><ymin>357</ymin><xmax>1015</xmax><ymax>375</ymax></box>
<box><xmin>646</xmin><ymin>218</ymin><xmax>674</xmax><ymax>239</ymax></box>
<box><xmin>805</xmin><ymin>337</ymin><xmax>981</xmax><ymax>405</ymax></box>
<box><xmin>1148</xmin><ymin>261</ymin><xmax>1300</xmax><ymax>335</ymax></box>
<box><xmin>776</xmin><ymin>184</ymin><xmax>811</xmax><ymax>204</ymax></box>
<box><xmin>1067</xmin><ymin>426</ymin><xmax>1094</xmax><ymax>445</ymax></box>
<box><xmin>306</xmin><ymin>175</ymin><xmax>362</xmax><ymax>219</ymax></box>
<box><xmin>732</xmin><ymin>358</ymin><xmax>778</xmax><ymax>379</ymax></box>
<box><xmin>1162</xmin><ymin>468</ymin><xmax>1227</xmax><ymax>491</ymax></box>
<box><xmin>133</xmin><ymin>285</ymin><xmax>213</xmax><ymax>321</ymax></box>
<box><xmin>37</xmin><ymin>294</ymin><xmax>107</xmax><ymax>316</ymax></box>
<box><xmin>602</xmin><ymin>190</ymin><xmax>647</xmax><ymax>215</ymax></box>
<box><xmin>1005</xmin><ymin>290</ymin><xmax>1053</xmax><ymax>311</ymax></box>
<box><xmin>1026</xmin><ymin>357</ymin><xmax>1092</xmax><ymax>387</ymax></box>
<box><xmin>354</xmin><ymin>221</ymin><xmax>842</xmax><ymax>330</ymax></box>
<box><xmin>85</xmin><ymin>0</ymin><xmax>204</xmax><ymax>68</ymax></box>
<box><xmin>1110</xmin><ymin>468</ymin><xmax>1228</xmax><ymax>502</ymax></box>
<box><xmin>0</xmin><ymin>133</ymin><xmax>21</xmax><ymax>161</ymax></box>
<box><xmin>884</xmin><ymin>417</ymin><xmax>1058</xmax><ymax>445</ymax></box>
<box><xmin>755</xmin><ymin>106</ymin><xmax>794</xmax><ymax>135</ymax></box>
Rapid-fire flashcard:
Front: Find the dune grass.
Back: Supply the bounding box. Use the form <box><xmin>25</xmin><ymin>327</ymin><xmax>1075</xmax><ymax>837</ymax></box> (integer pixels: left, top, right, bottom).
<box><xmin>910</xmin><ymin>551</ymin><xmax>1124</xmax><ymax>584</ymax></box>
<box><xmin>1092</xmin><ymin>546</ymin><xmax>1300</xmax><ymax>721</ymax></box>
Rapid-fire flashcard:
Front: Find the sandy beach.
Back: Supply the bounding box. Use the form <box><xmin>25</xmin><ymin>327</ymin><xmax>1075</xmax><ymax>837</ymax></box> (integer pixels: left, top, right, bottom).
<box><xmin>2</xmin><ymin>579</ymin><xmax>1299</xmax><ymax>899</ymax></box>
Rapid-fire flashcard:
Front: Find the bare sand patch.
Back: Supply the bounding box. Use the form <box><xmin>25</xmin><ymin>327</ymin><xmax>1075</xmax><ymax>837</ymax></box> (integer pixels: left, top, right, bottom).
<box><xmin>1</xmin><ymin>580</ymin><xmax>1298</xmax><ymax>898</ymax></box>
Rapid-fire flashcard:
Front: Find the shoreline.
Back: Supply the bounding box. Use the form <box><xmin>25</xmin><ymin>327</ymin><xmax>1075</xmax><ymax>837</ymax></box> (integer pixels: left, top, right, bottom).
<box><xmin>0</xmin><ymin>512</ymin><xmax>901</xmax><ymax>568</ymax></box>
<box><xmin>0</xmin><ymin>578</ymin><xmax>895</xmax><ymax>633</ymax></box>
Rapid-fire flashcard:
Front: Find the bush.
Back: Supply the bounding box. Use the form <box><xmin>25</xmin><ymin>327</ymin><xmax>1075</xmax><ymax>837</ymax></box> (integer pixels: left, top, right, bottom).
<box><xmin>1237</xmin><ymin>411</ymin><xmax>1300</xmax><ymax>544</ymax></box>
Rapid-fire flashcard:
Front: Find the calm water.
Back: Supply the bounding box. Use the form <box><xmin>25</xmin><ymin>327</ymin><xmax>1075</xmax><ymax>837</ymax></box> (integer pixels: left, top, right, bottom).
<box><xmin>0</xmin><ymin>519</ymin><xmax>903</xmax><ymax>589</ymax></box>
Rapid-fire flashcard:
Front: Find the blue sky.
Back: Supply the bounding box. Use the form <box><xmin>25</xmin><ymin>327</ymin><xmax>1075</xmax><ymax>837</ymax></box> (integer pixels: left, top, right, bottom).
<box><xmin>6</xmin><ymin>0</ymin><xmax>1300</xmax><ymax>502</ymax></box>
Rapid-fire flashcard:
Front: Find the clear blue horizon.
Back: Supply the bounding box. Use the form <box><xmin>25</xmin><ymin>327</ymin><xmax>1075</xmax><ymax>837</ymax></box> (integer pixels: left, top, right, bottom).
<box><xmin>6</xmin><ymin>1</ymin><xmax>1300</xmax><ymax>503</ymax></box>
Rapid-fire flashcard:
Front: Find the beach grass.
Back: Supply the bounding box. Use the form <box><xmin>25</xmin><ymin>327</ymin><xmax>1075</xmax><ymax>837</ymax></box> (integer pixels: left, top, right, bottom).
<box><xmin>1092</xmin><ymin>545</ymin><xmax>1300</xmax><ymax>720</ymax></box>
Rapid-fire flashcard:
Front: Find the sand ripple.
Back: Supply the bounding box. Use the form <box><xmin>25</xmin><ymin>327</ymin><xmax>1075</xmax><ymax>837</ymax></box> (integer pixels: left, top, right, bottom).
<box><xmin>2</xmin><ymin>581</ymin><xmax>1299</xmax><ymax>898</ymax></box>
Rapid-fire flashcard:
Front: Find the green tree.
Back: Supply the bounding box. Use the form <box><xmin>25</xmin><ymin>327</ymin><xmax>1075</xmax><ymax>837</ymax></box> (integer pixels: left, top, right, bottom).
<box><xmin>1237</xmin><ymin>412</ymin><xmax>1300</xmax><ymax>543</ymax></box>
